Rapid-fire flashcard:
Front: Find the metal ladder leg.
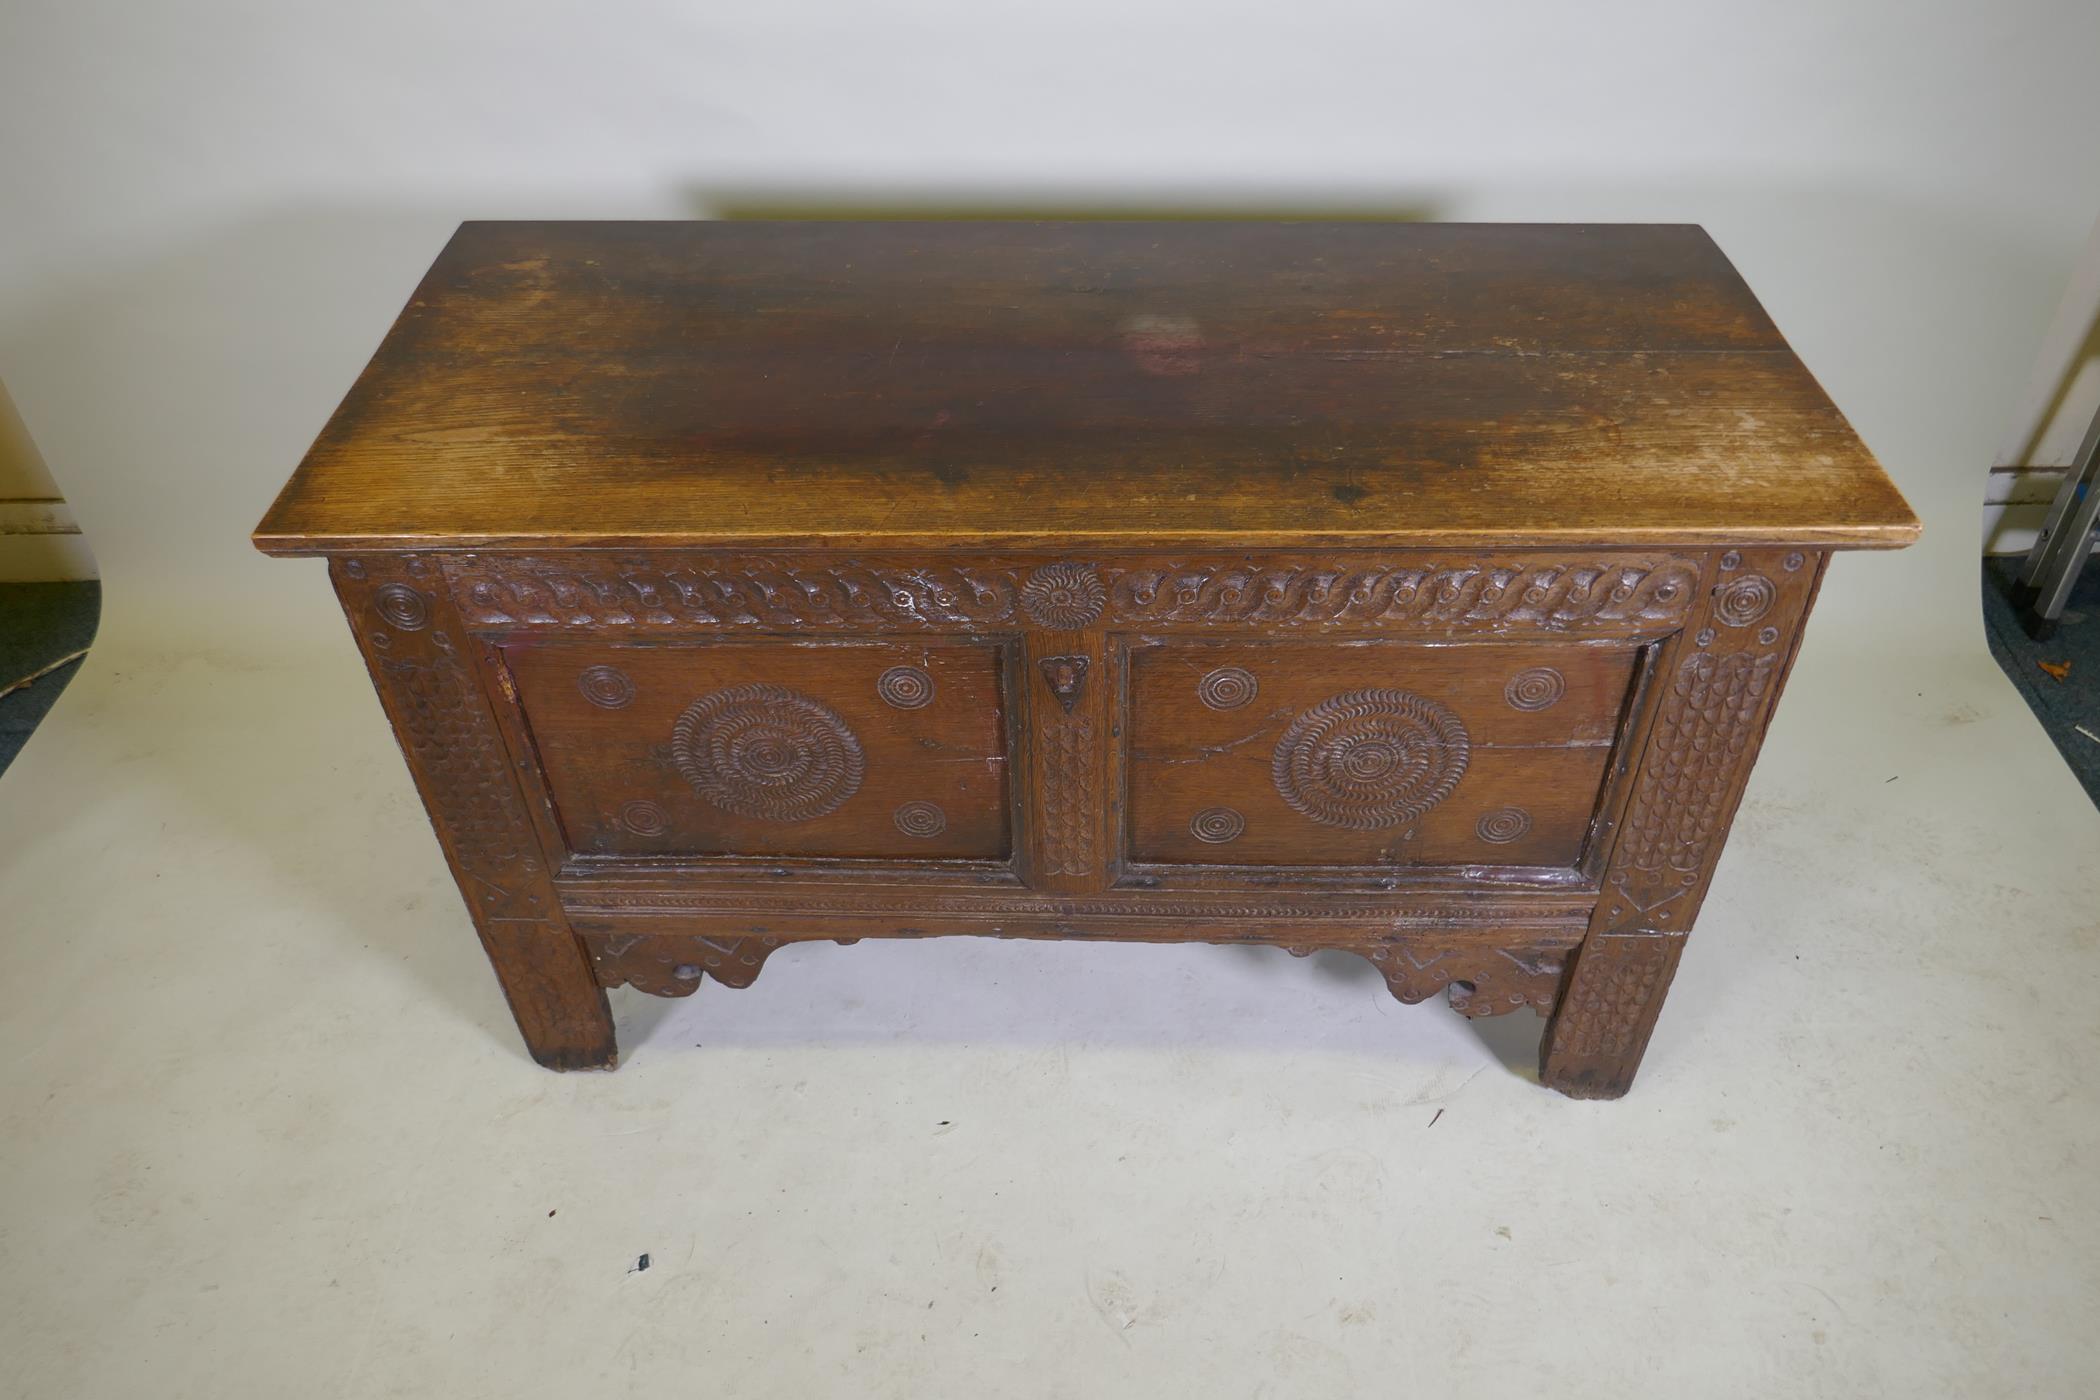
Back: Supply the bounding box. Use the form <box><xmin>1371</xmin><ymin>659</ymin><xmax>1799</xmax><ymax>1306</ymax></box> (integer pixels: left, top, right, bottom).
<box><xmin>2020</xmin><ymin>400</ymin><xmax>2100</xmax><ymax>622</ymax></box>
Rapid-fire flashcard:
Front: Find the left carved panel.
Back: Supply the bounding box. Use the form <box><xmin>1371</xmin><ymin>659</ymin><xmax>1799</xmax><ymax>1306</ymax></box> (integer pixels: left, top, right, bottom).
<box><xmin>499</xmin><ymin>638</ymin><xmax>1013</xmax><ymax>862</ymax></box>
<box><xmin>330</xmin><ymin>557</ymin><xmax>614</xmax><ymax>1069</ymax></box>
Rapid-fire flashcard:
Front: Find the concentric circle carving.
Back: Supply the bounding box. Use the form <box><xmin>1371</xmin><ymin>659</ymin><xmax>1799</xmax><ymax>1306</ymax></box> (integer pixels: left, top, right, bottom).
<box><xmin>619</xmin><ymin>799</ymin><xmax>668</xmax><ymax>836</ymax></box>
<box><xmin>1713</xmin><ymin>574</ymin><xmax>1777</xmax><ymax>628</ymax></box>
<box><xmin>893</xmin><ymin>800</ymin><xmax>946</xmax><ymax>838</ymax></box>
<box><xmin>1189</xmin><ymin>806</ymin><xmax>1246</xmax><ymax>843</ymax></box>
<box><xmin>1271</xmin><ymin>688</ymin><xmax>1470</xmax><ymax>830</ymax></box>
<box><xmin>671</xmin><ymin>683</ymin><xmax>864</xmax><ymax>822</ymax></box>
<box><xmin>876</xmin><ymin>665</ymin><xmax>935</xmax><ymax>710</ymax></box>
<box><xmin>578</xmin><ymin>664</ymin><xmax>635</xmax><ymax>709</ymax></box>
<box><xmin>1504</xmin><ymin>667</ymin><xmax>1565</xmax><ymax>712</ymax></box>
<box><xmin>372</xmin><ymin>583</ymin><xmax>429</xmax><ymax>631</ymax></box>
<box><xmin>1476</xmin><ymin>807</ymin><xmax>1532</xmax><ymax>844</ymax></box>
<box><xmin>1197</xmin><ymin>666</ymin><xmax>1259</xmax><ymax>710</ymax></box>
<box><xmin>1020</xmin><ymin>563</ymin><xmax>1106</xmax><ymax>629</ymax></box>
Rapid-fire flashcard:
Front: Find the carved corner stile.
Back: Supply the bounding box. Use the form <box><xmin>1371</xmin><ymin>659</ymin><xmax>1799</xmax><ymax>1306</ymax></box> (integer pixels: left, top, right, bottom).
<box><xmin>1540</xmin><ymin>548</ymin><xmax>1828</xmax><ymax>1098</ymax></box>
<box><xmin>331</xmin><ymin>555</ymin><xmax>616</xmax><ymax>1070</ymax></box>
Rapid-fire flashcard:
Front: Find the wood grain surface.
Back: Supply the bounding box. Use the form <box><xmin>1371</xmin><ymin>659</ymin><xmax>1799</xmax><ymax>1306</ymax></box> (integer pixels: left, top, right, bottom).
<box><xmin>255</xmin><ymin>221</ymin><xmax>1919</xmax><ymax>555</ymax></box>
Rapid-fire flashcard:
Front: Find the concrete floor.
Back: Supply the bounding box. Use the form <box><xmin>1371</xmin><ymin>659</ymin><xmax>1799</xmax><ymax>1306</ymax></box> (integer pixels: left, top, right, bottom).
<box><xmin>0</xmin><ymin>566</ymin><xmax>2094</xmax><ymax>1399</ymax></box>
<box><xmin>4</xmin><ymin>218</ymin><xmax>2100</xmax><ymax>1398</ymax></box>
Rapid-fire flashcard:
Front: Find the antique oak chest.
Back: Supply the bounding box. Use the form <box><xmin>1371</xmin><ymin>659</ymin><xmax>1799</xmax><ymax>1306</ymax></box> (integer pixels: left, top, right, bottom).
<box><xmin>254</xmin><ymin>221</ymin><xmax>1918</xmax><ymax>1098</ymax></box>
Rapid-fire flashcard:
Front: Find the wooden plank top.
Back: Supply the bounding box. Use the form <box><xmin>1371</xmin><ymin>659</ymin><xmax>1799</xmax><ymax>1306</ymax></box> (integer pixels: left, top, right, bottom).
<box><xmin>254</xmin><ymin>221</ymin><xmax>1919</xmax><ymax>555</ymax></box>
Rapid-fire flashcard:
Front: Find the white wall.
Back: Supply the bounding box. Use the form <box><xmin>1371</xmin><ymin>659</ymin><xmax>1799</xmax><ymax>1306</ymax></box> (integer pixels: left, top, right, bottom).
<box><xmin>2</xmin><ymin>0</ymin><xmax>2097</xmax><ymax>646</ymax></box>
<box><xmin>1985</xmin><ymin>214</ymin><xmax>2100</xmax><ymax>553</ymax></box>
<box><xmin>0</xmin><ymin>378</ymin><xmax>95</xmax><ymax>580</ymax></box>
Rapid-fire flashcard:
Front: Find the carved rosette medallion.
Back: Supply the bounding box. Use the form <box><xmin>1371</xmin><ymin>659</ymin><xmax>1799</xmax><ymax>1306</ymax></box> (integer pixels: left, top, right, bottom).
<box><xmin>1189</xmin><ymin>806</ymin><xmax>1246</xmax><ymax>843</ymax></box>
<box><xmin>671</xmin><ymin>683</ymin><xmax>865</xmax><ymax>822</ymax></box>
<box><xmin>892</xmin><ymin>800</ymin><xmax>946</xmax><ymax>838</ymax></box>
<box><xmin>372</xmin><ymin>582</ymin><xmax>431</xmax><ymax>631</ymax></box>
<box><xmin>619</xmin><ymin>799</ymin><xmax>668</xmax><ymax>836</ymax></box>
<box><xmin>1271</xmin><ymin>688</ymin><xmax>1470</xmax><ymax>830</ymax></box>
<box><xmin>1712</xmin><ymin>575</ymin><xmax>1777</xmax><ymax>628</ymax></box>
<box><xmin>1197</xmin><ymin>666</ymin><xmax>1259</xmax><ymax>710</ymax></box>
<box><xmin>876</xmin><ymin>665</ymin><xmax>935</xmax><ymax>710</ymax></box>
<box><xmin>1020</xmin><ymin>563</ymin><xmax>1106</xmax><ymax>628</ymax></box>
<box><xmin>1503</xmin><ymin>667</ymin><xmax>1564</xmax><ymax>711</ymax></box>
<box><xmin>577</xmin><ymin>664</ymin><xmax>636</xmax><ymax>709</ymax></box>
<box><xmin>1476</xmin><ymin>807</ymin><xmax>1532</xmax><ymax>844</ymax></box>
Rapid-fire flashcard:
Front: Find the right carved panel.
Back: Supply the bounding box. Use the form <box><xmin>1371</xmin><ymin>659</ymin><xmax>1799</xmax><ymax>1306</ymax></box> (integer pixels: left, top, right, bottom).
<box><xmin>1124</xmin><ymin>639</ymin><xmax>1641</xmax><ymax>868</ymax></box>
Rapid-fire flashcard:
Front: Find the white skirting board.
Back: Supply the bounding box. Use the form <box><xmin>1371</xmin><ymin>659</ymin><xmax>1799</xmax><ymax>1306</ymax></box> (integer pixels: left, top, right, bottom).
<box><xmin>0</xmin><ymin>498</ymin><xmax>96</xmax><ymax>581</ymax></box>
<box><xmin>1983</xmin><ymin>465</ymin><xmax>2070</xmax><ymax>556</ymax></box>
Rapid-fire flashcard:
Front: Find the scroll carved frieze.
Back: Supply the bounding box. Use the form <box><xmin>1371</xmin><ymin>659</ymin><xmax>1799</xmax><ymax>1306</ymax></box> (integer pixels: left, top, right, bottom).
<box><xmin>1106</xmin><ymin>559</ymin><xmax>1700</xmax><ymax>630</ymax></box>
<box><xmin>1272</xmin><ymin>688</ymin><xmax>1470</xmax><ymax>830</ymax></box>
<box><xmin>671</xmin><ymin>683</ymin><xmax>865</xmax><ymax>822</ymax></box>
<box><xmin>444</xmin><ymin>554</ymin><xmax>1699</xmax><ymax>636</ymax></box>
<box><xmin>448</xmin><ymin>557</ymin><xmax>1019</xmax><ymax>629</ymax></box>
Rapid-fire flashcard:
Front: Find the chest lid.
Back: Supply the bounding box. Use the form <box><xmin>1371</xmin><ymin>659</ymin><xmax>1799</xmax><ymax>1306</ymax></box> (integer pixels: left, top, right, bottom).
<box><xmin>254</xmin><ymin>220</ymin><xmax>1919</xmax><ymax>557</ymax></box>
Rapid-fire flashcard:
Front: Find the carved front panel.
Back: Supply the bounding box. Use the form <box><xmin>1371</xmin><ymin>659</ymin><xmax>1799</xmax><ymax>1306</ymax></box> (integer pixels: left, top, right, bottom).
<box><xmin>1125</xmin><ymin>640</ymin><xmax>1640</xmax><ymax>868</ymax></box>
<box><xmin>502</xmin><ymin>639</ymin><xmax>1011</xmax><ymax>860</ymax></box>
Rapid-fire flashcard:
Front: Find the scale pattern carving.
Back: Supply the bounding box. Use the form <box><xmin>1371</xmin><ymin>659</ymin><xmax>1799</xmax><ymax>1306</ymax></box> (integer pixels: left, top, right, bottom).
<box><xmin>1272</xmin><ymin>688</ymin><xmax>1470</xmax><ymax>830</ymax></box>
<box><xmin>451</xmin><ymin>557</ymin><xmax>1019</xmax><ymax>628</ymax></box>
<box><xmin>1107</xmin><ymin>559</ymin><xmax>1698</xmax><ymax>629</ymax></box>
<box><xmin>1601</xmin><ymin>649</ymin><xmax>1780</xmax><ymax>931</ymax></box>
<box><xmin>671</xmin><ymin>683</ymin><xmax>865</xmax><ymax>822</ymax></box>
<box><xmin>1039</xmin><ymin>718</ymin><xmax>1097</xmax><ymax>876</ymax></box>
<box><xmin>349</xmin><ymin>572</ymin><xmax>546</xmax><ymax>922</ymax></box>
<box><xmin>1548</xmin><ymin>934</ymin><xmax>1681</xmax><ymax>1060</ymax></box>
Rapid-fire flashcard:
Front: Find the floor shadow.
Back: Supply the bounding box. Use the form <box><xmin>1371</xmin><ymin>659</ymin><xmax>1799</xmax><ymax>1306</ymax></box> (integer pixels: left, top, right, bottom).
<box><xmin>0</xmin><ymin>580</ymin><xmax>99</xmax><ymax>777</ymax></box>
<box><xmin>1980</xmin><ymin>556</ymin><xmax>2100</xmax><ymax>806</ymax></box>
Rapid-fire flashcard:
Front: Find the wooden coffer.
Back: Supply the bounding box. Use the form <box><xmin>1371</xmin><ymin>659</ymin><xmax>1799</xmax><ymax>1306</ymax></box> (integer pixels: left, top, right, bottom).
<box><xmin>337</xmin><ymin>544</ymin><xmax>1815</xmax><ymax>1081</ymax></box>
<box><xmin>259</xmin><ymin>221</ymin><xmax>1917</xmax><ymax>1097</ymax></box>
